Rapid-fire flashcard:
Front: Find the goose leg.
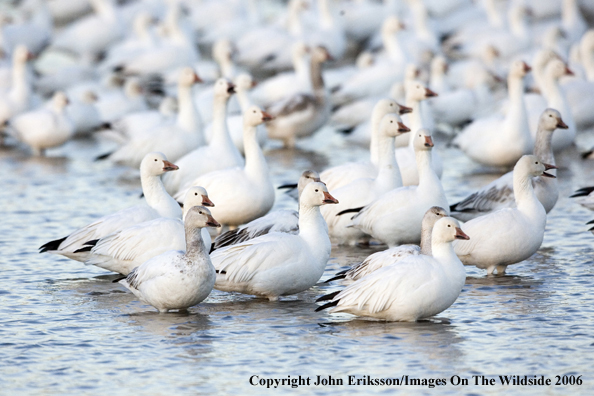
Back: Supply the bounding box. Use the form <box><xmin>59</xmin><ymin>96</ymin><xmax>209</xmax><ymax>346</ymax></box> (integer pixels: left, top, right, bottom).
<box><xmin>486</xmin><ymin>265</ymin><xmax>496</xmax><ymax>276</ymax></box>
<box><xmin>496</xmin><ymin>265</ymin><xmax>508</xmax><ymax>275</ymax></box>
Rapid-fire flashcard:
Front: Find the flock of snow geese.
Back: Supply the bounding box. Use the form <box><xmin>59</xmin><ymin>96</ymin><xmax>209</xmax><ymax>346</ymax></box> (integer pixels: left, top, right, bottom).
<box><xmin>3</xmin><ymin>0</ymin><xmax>594</xmax><ymax>321</ymax></box>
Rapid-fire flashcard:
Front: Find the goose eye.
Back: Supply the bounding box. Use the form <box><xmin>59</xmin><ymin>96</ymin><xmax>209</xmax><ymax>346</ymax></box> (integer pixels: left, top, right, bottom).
<box><xmin>315</xmin><ymin>189</ymin><xmax>319</xmax><ymax>192</ymax></box>
<box><xmin>195</xmin><ymin>192</ymin><xmax>198</xmax><ymax>195</ymax></box>
<box><xmin>253</xmin><ymin>110</ymin><xmax>256</xmax><ymax>113</ymax></box>
<box><xmin>390</xmin><ymin>120</ymin><xmax>393</xmax><ymax>123</ymax></box>
<box><xmin>549</xmin><ymin>114</ymin><xmax>552</xmax><ymax>117</ymax></box>
<box><xmin>447</xmin><ymin>224</ymin><xmax>451</xmax><ymax>227</ymax></box>
<box><xmin>389</xmin><ymin>103</ymin><xmax>393</xmax><ymax>106</ymax></box>
<box><xmin>154</xmin><ymin>159</ymin><xmax>157</xmax><ymax>161</ymax></box>
<box><xmin>535</xmin><ymin>162</ymin><xmax>538</xmax><ymax>164</ymax></box>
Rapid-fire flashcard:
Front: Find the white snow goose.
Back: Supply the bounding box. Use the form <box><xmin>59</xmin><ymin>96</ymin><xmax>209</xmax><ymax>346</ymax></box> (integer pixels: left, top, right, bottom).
<box><xmin>315</xmin><ymin>217</ymin><xmax>468</xmax><ymax>322</ymax></box>
<box><xmin>39</xmin><ymin>152</ymin><xmax>181</xmax><ymax>262</ymax></box>
<box><xmin>211</xmin><ymin>182</ymin><xmax>338</xmax><ymax>301</ymax></box>
<box><xmin>453</xmin><ymin>155</ymin><xmax>555</xmax><ymax>275</ymax></box>
<box><xmin>450</xmin><ymin>109</ymin><xmax>567</xmax><ymax>222</ymax></box>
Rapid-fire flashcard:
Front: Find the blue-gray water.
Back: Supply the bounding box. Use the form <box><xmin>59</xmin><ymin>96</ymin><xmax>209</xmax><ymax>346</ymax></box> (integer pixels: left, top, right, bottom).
<box><xmin>2</xmin><ymin>128</ymin><xmax>594</xmax><ymax>395</ymax></box>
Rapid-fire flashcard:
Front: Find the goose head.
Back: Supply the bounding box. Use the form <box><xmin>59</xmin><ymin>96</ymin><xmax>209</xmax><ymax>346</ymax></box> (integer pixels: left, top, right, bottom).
<box><xmin>372</xmin><ymin>99</ymin><xmax>403</xmax><ymax>120</ymax></box>
<box><xmin>183</xmin><ymin>186</ymin><xmax>215</xmax><ymax>209</ymax></box>
<box><xmin>13</xmin><ymin>45</ymin><xmax>32</xmax><ymax>64</ymax></box>
<box><xmin>516</xmin><ymin>154</ymin><xmax>557</xmax><ymax>179</ymax></box>
<box><xmin>404</xmin><ymin>64</ymin><xmax>421</xmax><ymax>82</ymax></box>
<box><xmin>213</xmin><ymin>78</ymin><xmax>235</xmax><ymax>98</ymax></box>
<box><xmin>178</xmin><ymin>67</ymin><xmax>202</xmax><ymax>87</ymax></box>
<box><xmin>301</xmin><ymin>182</ymin><xmax>338</xmax><ymax>207</ymax></box>
<box><xmin>540</xmin><ymin>108</ymin><xmax>568</xmax><ymax>131</ymax></box>
<box><xmin>291</xmin><ymin>41</ymin><xmax>310</xmax><ymax>61</ymax></box>
<box><xmin>431</xmin><ymin>56</ymin><xmax>448</xmax><ymax>76</ymax></box>
<box><xmin>422</xmin><ymin>206</ymin><xmax>448</xmax><ymax>231</ymax></box>
<box><xmin>132</xmin><ymin>12</ymin><xmax>154</xmax><ymax>38</ymax></box>
<box><xmin>311</xmin><ymin>46</ymin><xmax>333</xmax><ymax>63</ymax></box>
<box><xmin>545</xmin><ymin>58</ymin><xmax>574</xmax><ymax>80</ymax></box>
<box><xmin>532</xmin><ymin>49</ymin><xmax>562</xmax><ymax>76</ymax></box>
<box><xmin>244</xmin><ymin>105</ymin><xmax>274</xmax><ymax>128</ymax></box>
<box><xmin>406</xmin><ymin>80</ymin><xmax>437</xmax><ymax>103</ymax></box>
<box><xmin>234</xmin><ymin>73</ymin><xmax>257</xmax><ymax>92</ymax></box>
<box><xmin>433</xmin><ymin>217</ymin><xmax>469</xmax><ymax>244</ymax></box>
<box><xmin>212</xmin><ymin>38</ymin><xmax>235</xmax><ymax>64</ymax></box>
<box><xmin>413</xmin><ymin>128</ymin><xmax>434</xmax><ymax>152</ymax></box>
<box><xmin>580</xmin><ymin>30</ymin><xmax>594</xmax><ymax>55</ymax></box>
<box><xmin>510</xmin><ymin>60</ymin><xmax>531</xmax><ymax>78</ymax></box>
<box><xmin>124</xmin><ymin>79</ymin><xmax>143</xmax><ymax>98</ymax></box>
<box><xmin>140</xmin><ymin>152</ymin><xmax>179</xmax><ymax>175</ymax></box>
<box><xmin>81</xmin><ymin>90</ymin><xmax>99</xmax><ymax>104</ymax></box>
<box><xmin>356</xmin><ymin>51</ymin><xmax>374</xmax><ymax>69</ymax></box>
<box><xmin>378</xmin><ymin>113</ymin><xmax>410</xmax><ymax>138</ymax></box>
<box><xmin>185</xmin><ymin>206</ymin><xmax>221</xmax><ymax>229</ymax></box>
<box><xmin>382</xmin><ymin>16</ymin><xmax>405</xmax><ymax>35</ymax></box>
<box><xmin>297</xmin><ymin>170</ymin><xmax>321</xmax><ymax>195</ymax></box>
<box><xmin>51</xmin><ymin>92</ymin><xmax>69</xmax><ymax>111</ymax></box>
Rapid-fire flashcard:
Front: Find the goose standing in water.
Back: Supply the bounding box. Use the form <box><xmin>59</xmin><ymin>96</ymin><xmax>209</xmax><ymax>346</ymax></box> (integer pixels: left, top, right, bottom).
<box><xmin>7</xmin><ymin>91</ymin><xmax>74</xmax><ymax>156</ymax></box>
<box><xmin>325</xmin><ymin>206</ymin><xmax>448</xmax><ymax>283</ymax></box>
<box><xmin>211</xmin><ymin>170</ymin><xmax>320</xmax><ymax>251</ymax></box>
<box><xmin>265</xmin><ymin>46</ymin><xmax>332</xmax><ymax>148</ymax></box>
<box><xmin>82</xmin><ymin>187</ymin><xmax>215</xmax><ymax>275</ymax></box>
<box><xmin>315</xmin><ymin>217</ymin><xmax>469</xmax><ymax>322</ymax></box>
<box><xmin>174</xmin><ymin>106</ymin><xmax>275</xmax><ymax>228</ymax></box>
<box><xmin>211</xmin><ymin>182</ymin><xmax>338</xmax><ymax>301</ymax></box>
<box><xmin>450</xmin><ymin>109</ymin><xmax>567</xmax><ymax>222</ymax></box>
<box><xmin>39</xmin><ymin>153</ymin><xmax>181</xmax><ymax>262</ymax></box>
<box><xmin>454</xmin><ymin>155</ymin><xmax>555</xmax><ymax>275</ymax></box>
<box><xmin>322</xmin><ymin>113</ymin><xmax>410</xmax><ymax>245</ymax></box>
<box><xmin>117</xmin><ymin>206</ymin><xmax>220</xmax><ymax>313</ymax></box>
<box><xmin>349</xmin><ymin>129</ymin><xmax>449</xmax><ymax>247</ymax></box>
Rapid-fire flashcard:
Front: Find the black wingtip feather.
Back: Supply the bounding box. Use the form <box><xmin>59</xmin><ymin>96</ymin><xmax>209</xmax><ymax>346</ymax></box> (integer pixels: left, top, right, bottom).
<box><xmin>582</xmin><ymin>150</ymin><xmax>593</xmax><ymax>159</ymax></box>
<box><xmin>316</xmin><ymin>290</ymin><xmax>341</xmax><ymax>303</ymax></box>
<box><xmin>315</xmin><ymin>300</ymin><xmax>339</xmax><ymax>312</ymax></box>
<box><xmin>112</xmin><ymin>276</ymin><xmax>127</xmax><ymax>283</ymax></box>
<box><xmin>39</xmin><ymin>236</ymin><xmax>67</xmax><ymax>253</ymax></box>
<box><xmin>570</xmin><ymin>186</ymin><xmax>594</xmax><ymax>198</ymax></box>
<box><xmin>324</xmin><ymin>273</ymin><xmax>347</xmax><ymax>283</ymax></box>
<box><xmin>277</xmin><ymin>183</ymin><xmax>298</xmax><ymax>190</ymax></box>
<box><xmin>74</xmin><ymin>246</ymin><xmax>93</xmax><ymax>253</ymax></box>
<box><xmin>336</xmin><ymin>207</ymin><xmax>364</xmax><ymax>216</ymax></box>
<box><xmin>95</xmin><ymin>152</ymin><xmax>113</xmax><ymax>161</ymax></box>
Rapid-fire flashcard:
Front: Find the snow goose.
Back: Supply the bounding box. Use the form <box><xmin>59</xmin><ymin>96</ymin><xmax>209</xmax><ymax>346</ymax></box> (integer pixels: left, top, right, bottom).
<box><xmin>454</xmin><ymin>155</ymin><xmax>555</xmax><ymax>275</ymax></box>
<box><xmin>83</xmin><ymin>186</ymin><xmax>215</xmax><ymax>275</ymax></box>
<box><xmin>51</xmin><ymin>0</ymin><xmax>123</xmax><ymax>63</ymax></box>
<box><xmin>265</xmin><ymin>45</ymin><xmax>332</xmax><ymax>148</ymax></box>
<box><xmin>331</xmin><ymin>16</ymin><xmax>408</xmax><ymax>106</ymax></box>
<box><xmin>395</xmin><ymin>80</ymin><xmax>442</xmax><ymax>186</ymax></box>
<box><xmin>321</xmin><ymin>114</ymin><xmax>410</xmax><ymax>245</ymax></box>
<box><xmin>95</xmin><ymin>78</ymin><xmax>147</xmax><ymax>123</ymax></box>
<box><xmin>211</xmin><ymin>170</ymin><xmax>320</xmax><ymax>252</ymax></box>
<box><xmin>562</xmin><ymin>0</ymin><xmax>587</xmax><ymax>43</ymax></box>
<box><xmin>562</xmin><ymin>31</ymin><xmax>594</xmax><ymax>130</ymax></box>
<box><xmin>0</xmin><ymin>45</ymin><xmax>32</xmax><ymax>125</ymax></box>
<box><xmin>315</xmin><ymin>217</ymin><xmax>468</xmax><ymax>322</ymax></box>
<box><xmin>163</xmin><ymin>78</ymin><xmax>241</xmax><ymax>195</ymax></box>
<box><xmin>250</xmin><ymin>41</ymin><xmax>311</xmax><ymax>108</ymax></box>
<box><xmin>117</xmin><ymin>206</ymin><xmax>220</xmax><ymax>313</ymax></box>
<box><xmin>7</xmin><ymin>91</ymin><xmax>74</xmax><ymax>156</ymax></box>
<box><xmin>526</xmin><ymin>58</ymin><xmax>575</xmax><ymax>151</ymax></box>
<box><xmin>39</xmin><ymin>152</ymin><xmax>181</xmax><ymax>262</ymax></box>
<box><xmin>108</xmin><ymin>68</ymin><xmax>200</xmax><ymax>142</ymax></box>
<box><xmin>321</xmin><ymin>99</ymin><xmax>404</xmax><ymax>192</ymax></box>
<box><xmin>453</xmin><ymin>60</ymin><xmax>532</xmax><ymax>168</ymax></box>
<box><xmin>303</xmin><ymin>0</ymin><xmax>346</xmax><ymax>61</ymax></box>
<box><xmin>325</xmin><ymin>207</ymin><xmax>448</xmax><ymax>283</ymax></box>
<box><xmin>450</xmin><ymin>109</ymin><xmax>567</xmax><ymax>222</ymax></box>
<box><xmin>204</xmin><ymin>74</ymin><xmax>266</xmax><ymax>155</ymax></box>
<box><xmin>1</xmin><ymin>0</ymin><xmax>52</xmax><ymax>56</ymax></box>
<box><xmin>66</xmin><ymin>90</ymin><xmax>103</xmax><ymax>137</ymax></box>
<box><xmin>99</xmin><ymin>70</ymin><xmax>203</xmax><ymax>168</ymax></box>
<box><xmin>211</xmin><ymin>182</ymin><xmax>338</xmax><ymax>301</ymax></box>
<box><xmin>174</xmin><ymin>106</ymin><xmax>274</xmax><ymax>227</ymax></box>
<box><xmin>349</xmin><ymin>128</ymin><xmax>449</xmax><ymax>247</ymax></box>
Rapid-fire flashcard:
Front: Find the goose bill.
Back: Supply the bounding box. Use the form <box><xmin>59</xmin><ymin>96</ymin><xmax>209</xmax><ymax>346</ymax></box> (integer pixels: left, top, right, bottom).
<box><xmin>424</xmin><ymin>136</ymin><xmax>434</xmax><ymax>147</ymax></box>
<box><xmin>322</xmin><ymin>191</ymin><xmax>339</xmax><ymax>204</ymax></box>
<box><xmin>398</xmin><ymin>122</ymin><xmax>410</xmax><ymax>132</ymax></box>
<box><xmin>398</xmin><ymin>104</ymin><xmax>413</xmax><ymax>114</ymax></box>
<box><xmin>206</xmin><ymin>215</ymin><xmax>221</xmax><ymax>228</ymax></box>
<box><xmin>542</xmin><ymin>163</ymin><xmax>557</xmax><ymax>178</ymax></box>
<box><xmin>162</xmin><ymin>160</ymin><xmax>179</xmax><ymax>171</ymax></box>
<box><xmin>455</xmin><ymin>227</ymin><xmax>470</xmax><ymax>240</ymax></box>
<box><xmin>201</xmin><ymin>195</ymin><xmax>215</xmax><ymax>207</ymax></box>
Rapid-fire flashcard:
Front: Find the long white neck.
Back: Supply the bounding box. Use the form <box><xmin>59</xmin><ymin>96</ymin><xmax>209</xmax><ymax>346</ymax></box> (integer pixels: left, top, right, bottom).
<box><xmin>533</xmin><ymin>128</ymin><xmax>555</xmax><ymax>166</ymax></box>
<box><xmin>406</xmin><ymin>99</ymin><xmax>424</xmax><ymax>147</ymax></box>
<box><xmin>141</xmin><ymin>172</ymin><xmax>182</xmax><ymax>219</ymax></box>
<box><xmin>287</xmin><ymin>2</ymin><xmax>303</xmax><ymax>35</ymax></box>
<box><xmin>504</xmin><ymin>73</ymin><xmax>529</xmax><ymax>139</ymax></box>
<box><xmin>295</xmin><ymin>53</ymin><xmax>311</xmax><ymax>90</ymax></box>
<box><xmin>513</xmin><ymin>170</ymin><xmax>545</xmax><ymax>220</ymax></box>
<box><xmin>375</xmin><ymin>134</ymin><xmax>402</xmax><ymax>190</ymax></box>
<box><xmin>298</xmin><ymin>203</ymin><xmax>331</xmax><ymax>260</ymax></box>
<box><xmin>582</xmin><ymin>46</ymin><xmax>594</xmax><ymax>81</ymax></box>
<box><xmin>219</xmin><ymin>57</ymin><xmax>236</xmax><ymax>80</ymax></box>
<box><xmin>415</xmin><ymin>148</ymin><xmax>441</xmax><ymax>195</ymax></box>
<box><xmin>420</xmin><ymin>225</ymin><xmax>433</xmax><ymax>255</ymax></box>
<box><xmin>176</xmin><ymin>83</ymin><xmax>203</xmax><ymax>143</ymax></box>
<box><xmin>432</xmin><ymin>240</ymin><xmax>465</xmax><ymax>286</ymax></box>
<box><xmin>369</xmin><ymin>110</ymin><xmax>388</xmax><ymax>165</ymax></box>
<box><xmin>383</xmin><ymin>29</ymin><xmax>407</xmax><ymax>65</ymax></box>
<box><xmin>509</xmin><ymin>10</ymin><xmax>528</xmax><ymax>39</ymax></box>
<box><xmin>318</xmin><ymin>0</ymin><xmax>333</xmax><ymax>29</ymax></box>
<box><xmin>484</xmin><ymin>0</ymin><xmax>504</xmax><ymax>28</ymax></box>
<box><xmin>210</xmin><ymin>93</ymin><xmax>236</xmax><ymax>153</ymax></box>
<box><xmin>10</xmin><ymin>59</ymin><xmax>29</xmax><ymax>101</ymax></box>
<box><xmin>310</xmin><ymin>57</ymin><xmax>324</xmax><ymax>94</ymax></box>
<box><xmin>243</xmin><ymin>123</ymin><xmax>269</xmax><ymax>182</ymax></box>
<box><xmin>236</xmin><ymin>88</ymin><xmax>252</xmax><ymax>112</ymax></box>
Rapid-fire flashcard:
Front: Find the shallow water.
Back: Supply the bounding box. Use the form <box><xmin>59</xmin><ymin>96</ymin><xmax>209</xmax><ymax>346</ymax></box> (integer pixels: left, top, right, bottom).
<box><xmin>3</xmin><ymin>127</ymin><xmax>594</xmax><ymax>395</ymax></box>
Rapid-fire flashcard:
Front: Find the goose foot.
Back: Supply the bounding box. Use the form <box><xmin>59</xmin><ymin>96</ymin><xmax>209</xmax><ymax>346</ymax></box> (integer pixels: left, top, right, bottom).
<box><xmin>496</xmin><ymin>265</ymin><xmax>508</xmax><ymax>275</ymax></box>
